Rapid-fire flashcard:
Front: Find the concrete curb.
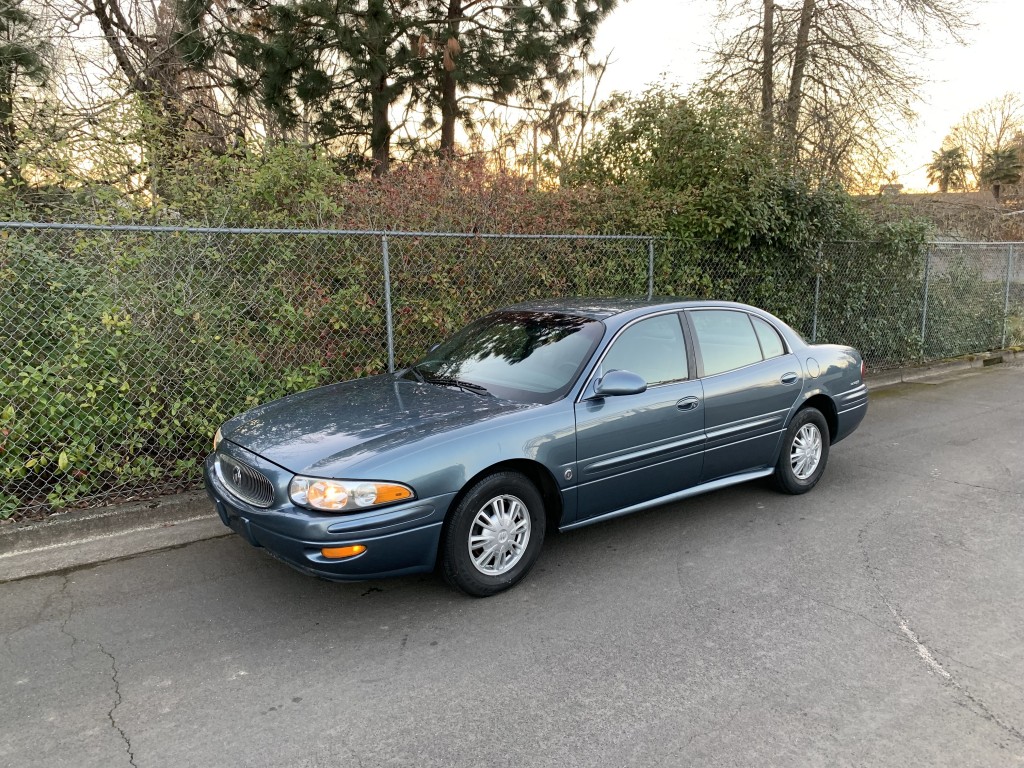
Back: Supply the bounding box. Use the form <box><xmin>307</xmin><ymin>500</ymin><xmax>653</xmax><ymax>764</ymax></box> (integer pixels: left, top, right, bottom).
<box><xmin>0</xmin><ymin>491</ymin><xmax>229</xmax><ymax>583</ymax></box>
<box><xmin>865</xmin><ymin>348</ymin><xmax>1022</xmax><ymax>391</ymax></box>
<box><xmin>1</xmin><ymin>347</ymin><xmax>1019</xmax><ymax>583</ymax></box>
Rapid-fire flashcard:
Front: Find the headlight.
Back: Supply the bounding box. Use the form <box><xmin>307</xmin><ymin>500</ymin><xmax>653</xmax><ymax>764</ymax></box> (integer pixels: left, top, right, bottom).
<box><xmin>213</xmin><ymin>427</ymin><xmax>223</xmax><ymax>451</ymax></box>
<box><xmin>289</xmin><ymin>476</ymin><xmax>414</xmax><ymax>511</ymax></box>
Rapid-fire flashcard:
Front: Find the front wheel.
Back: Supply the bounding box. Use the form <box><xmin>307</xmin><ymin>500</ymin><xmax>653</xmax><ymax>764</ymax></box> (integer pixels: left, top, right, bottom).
<box><xmin>441</xmin><ymin>471</ymin><xmax>546</xmax><ymax>597</ymax></box>
<box><xmin>772</xmin><ymin>407</ymin><xmax>830</xmax><ymax>494</ymax></box>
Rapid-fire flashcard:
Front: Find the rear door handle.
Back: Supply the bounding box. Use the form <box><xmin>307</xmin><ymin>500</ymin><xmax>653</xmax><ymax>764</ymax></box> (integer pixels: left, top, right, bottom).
<box><xmin>676</xmin><ymin>397</ymin><xmax>700</xmax><ymax>411</ymax></box>
<box><xmin>781</xmin><ymin>372</ymin><xmax>799</xmax><ymax>385</ymax></box>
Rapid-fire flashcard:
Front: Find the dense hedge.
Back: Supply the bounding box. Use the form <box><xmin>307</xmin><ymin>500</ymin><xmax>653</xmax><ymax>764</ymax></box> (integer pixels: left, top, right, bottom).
<box><xmin>0</xmin><ymin>99</ymin><xmax>1000</xmax><ymax>518</ymax></box>
<box><xmin>0</xmin><ymin>223</ymin><xmax>657</xmax><ymax>516</ymax></box>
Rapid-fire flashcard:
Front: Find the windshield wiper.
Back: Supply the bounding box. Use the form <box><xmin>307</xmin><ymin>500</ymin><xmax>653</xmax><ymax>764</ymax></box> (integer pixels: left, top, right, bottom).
<box><xmin>422</xmin><ymin>374</ymin><xmax>491</xmax><ymax>396</ymax></box>
<box><xmin>400</xmin><ymin>365</ymin><xmax>426</xmax><ymax>384</ymax></box>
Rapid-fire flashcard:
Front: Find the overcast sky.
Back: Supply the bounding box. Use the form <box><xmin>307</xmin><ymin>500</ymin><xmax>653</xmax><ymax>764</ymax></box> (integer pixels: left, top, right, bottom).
<box><xmin>590</xmin><ymin>0</ymin><xmax>1024</xmax><ymax>191</ymax></box>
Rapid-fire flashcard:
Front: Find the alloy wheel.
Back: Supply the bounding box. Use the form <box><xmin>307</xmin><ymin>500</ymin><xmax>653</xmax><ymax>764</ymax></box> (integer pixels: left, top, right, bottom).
<box><xmin>467</xmin><ymin>494</ymin><xmax>532</xmax><ymax>575</ymax></box>
<box><xmin>791</xmin><ymin>423</ymin><xmax>823</xmax><ymax>480</ymax></box>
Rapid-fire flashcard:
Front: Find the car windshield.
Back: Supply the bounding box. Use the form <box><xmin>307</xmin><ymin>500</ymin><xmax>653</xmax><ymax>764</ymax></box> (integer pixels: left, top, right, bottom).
<box><xmin>404</xmin><ymin>311</ymin><xmax>604</xmax><ymax>404</ymax></box>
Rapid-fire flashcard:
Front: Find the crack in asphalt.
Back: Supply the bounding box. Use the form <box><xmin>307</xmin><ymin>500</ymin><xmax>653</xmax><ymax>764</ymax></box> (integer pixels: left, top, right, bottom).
<box><xmin>53</xmin><ymin>574</ymin><xmax>138</xmax><ymax>766</ymax></box>
<box><xmin>2</xmin><ymin>574</ymin><xmax>73</xmax><ymax>665</ymax></box>
<box><xmin>858</xmin><ymin>502</ymin><xmax>1024</xmax><ymax>747</ymax></box>
<box><xmin>777</xmin><ymin>585</ymin><xmax>900</xmax><ymax>640</ymax></box>
<box><xmin>32</xmin><ymin>573</ymin><xmax>70</xmax><ymax>627</ymax></box>
<box><xmin>668</xmin><ymin>703</ymin><xmax>745</xmax><ymax>764</ymax></box>
<box><xmin>928</xmin><ymin>647</ymin><xmax>1024</xmax><ymax>697</ymax></box>
<box><xmin>98</xmin><ymin>642</ymin><xmax>138</xmax><ymax>768</ymax></box>
<box><xmin>848</xmin><ymin>461</ymin><xmax>1020</xmax><ymax>497</ymax></box>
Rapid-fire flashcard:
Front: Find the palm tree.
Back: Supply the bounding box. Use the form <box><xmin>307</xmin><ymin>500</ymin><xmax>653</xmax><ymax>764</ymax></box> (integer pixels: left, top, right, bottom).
<box><xmin>926</xmin><ymin>146</ymin><xmax>968</xmax><ymax>193</ymax></box>
<box><xmin>981</xmin><ymin>147</ymin><xmax>1023</xmax><ymax>200</ymax></box>
<box><xmin>0</xmin><ymin>0</ymin><xmax>50</xmax><ymax>186</ymax></box>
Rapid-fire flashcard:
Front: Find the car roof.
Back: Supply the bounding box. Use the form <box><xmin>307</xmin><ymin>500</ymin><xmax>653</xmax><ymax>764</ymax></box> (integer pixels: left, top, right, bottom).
<box><xmin>502</xmin><ymin>297</ymin><xmax>735</xmax><ymax>320</ymax></box>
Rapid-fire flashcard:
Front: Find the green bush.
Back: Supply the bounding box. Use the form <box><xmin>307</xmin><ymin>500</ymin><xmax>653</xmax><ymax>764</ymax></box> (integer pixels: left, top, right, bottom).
<box><xmin>566</xmin><ymin>86</ymin><xmax>931</xmax><ymax>355</ymax></box>
<box><xmin>0</xmin><ymin>124</ymin><xmax>953</xmax><ymax>518</ymax></box>
<box><xmin>0</xmin><ymin>227</ymin><xmax>389</xmax><ymax>514</ymax></box>
<box><xmin>923</xmin><ymin>253</ymin><xmax>1006</xmax><ymax>358</ymax></box>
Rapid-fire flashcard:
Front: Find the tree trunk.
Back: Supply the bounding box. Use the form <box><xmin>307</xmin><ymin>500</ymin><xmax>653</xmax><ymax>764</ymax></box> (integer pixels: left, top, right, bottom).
<box><xmin>439</xmin><ymin>0</ymin><xmax>462</xmax><ymax>157</ymax></box>
<box><xmin>439</xmin><ymin>68</ymin><xmax>457</xmax><ymax>156</ymax></box>
<box><xmin>0</xmin><ymin>65</ymin><xmax>20</xmax><ymax>186</ymax></box>
<box><xmin>367</xmin><ymin>0</ymin><xmax>391</xmax><ymax>176</ymax></box>
<box><xmin>371</xmin><ymin>73</ymin><xmax>391</xmax><ymax>177</ymax></box>
<box><xmin>760</xmin><ymin>0</ymin><xmax>774</xmax><ymax>138</ymax></box>
<box><xmin>783</xmin><ymin>0</ymin><xmax>815</xmax><ymax>153</ymax></box>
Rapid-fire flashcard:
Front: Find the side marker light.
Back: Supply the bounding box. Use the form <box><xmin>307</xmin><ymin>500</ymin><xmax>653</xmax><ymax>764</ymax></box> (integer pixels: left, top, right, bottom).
<box><xmin>321</xmin><ymin>544</ymin><xmax>367</xmax><ymax>560</ymax></box>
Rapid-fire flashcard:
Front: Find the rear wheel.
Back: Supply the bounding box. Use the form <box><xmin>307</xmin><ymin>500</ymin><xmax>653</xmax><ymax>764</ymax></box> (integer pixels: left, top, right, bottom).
<box><xmin>441</xmin><ymin>471</ymin><xmax>546</xmax><ymax>597</ymax></box>
<box><xmin>772</xmin><ymin>407</ymin><xmax>830</xmax><ymax>494</ymax></box>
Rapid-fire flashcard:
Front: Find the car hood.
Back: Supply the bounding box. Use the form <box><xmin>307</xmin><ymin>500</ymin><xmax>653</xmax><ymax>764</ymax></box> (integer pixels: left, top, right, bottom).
<box><xmin>222</xmin><ymin>375</ymin><xmax>534</xmax><ymax>474</ymax></box>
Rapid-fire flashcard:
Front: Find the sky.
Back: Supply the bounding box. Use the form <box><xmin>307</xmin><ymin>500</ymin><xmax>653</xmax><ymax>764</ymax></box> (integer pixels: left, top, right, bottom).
<box><xmin>590</xmin><ymin>0</ymin><xmax>1024</xmax><ymax>191</ymax></box>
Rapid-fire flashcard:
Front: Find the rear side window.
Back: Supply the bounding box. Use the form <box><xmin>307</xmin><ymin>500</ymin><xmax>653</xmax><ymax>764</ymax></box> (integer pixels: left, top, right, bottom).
<box><xmin>690</xmin><ymin>310</ymin><xmax>764</xmax><ymax>376</ymax></box>
<box><xmin>751</xmin><ymin>316</ymin><xmax>785</xmax><ymax>359</ymax></box>
<box><xmin>601</xmin><ymin>313</ymin><xmax>688</xmax><ymax>385</ymax></box>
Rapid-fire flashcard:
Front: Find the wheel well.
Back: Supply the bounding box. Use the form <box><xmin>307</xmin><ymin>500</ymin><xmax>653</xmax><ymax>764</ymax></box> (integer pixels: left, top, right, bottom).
<box><xmin>443</xmin><ymin>459</ymin><xmax>564</xmax><ymax>538</ymax></box>
<box><xmin>800</xmin><ymin>394</ymin><xmax>838</xmax><ymax>443</ymax></box>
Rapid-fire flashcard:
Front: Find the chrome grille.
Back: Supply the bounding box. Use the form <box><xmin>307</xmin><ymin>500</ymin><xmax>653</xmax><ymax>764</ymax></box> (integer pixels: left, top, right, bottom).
<box><xmin>217</xmin><ymin>455</ymin><xmax>275</xmax><ymax>508</ymax></box>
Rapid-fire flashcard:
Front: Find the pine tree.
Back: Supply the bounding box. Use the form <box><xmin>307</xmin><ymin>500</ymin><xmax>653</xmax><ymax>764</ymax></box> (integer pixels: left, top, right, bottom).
<box><xmin>226</xmin><ymin>0</ymin><xmax>616</xmax><ymax>174</ymax></box>
<box><xmin>0</xmin><ymin>0</ymin><xmax>49</xmax><ymax>186</ymax></box>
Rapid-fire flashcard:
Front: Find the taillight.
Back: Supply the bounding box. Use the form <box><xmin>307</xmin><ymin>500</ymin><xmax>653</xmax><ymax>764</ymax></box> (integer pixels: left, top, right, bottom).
<box><xmin>861</xmin><ymin>359</ymin><xmax>867</xmax><ymax>379</ymax></box>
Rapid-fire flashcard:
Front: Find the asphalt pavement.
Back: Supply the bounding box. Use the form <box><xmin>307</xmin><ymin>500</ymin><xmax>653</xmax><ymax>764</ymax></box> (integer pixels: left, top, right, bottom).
<box><xmin>2</xmin><ymin>363</ymin><xmax>1022</xmax><ymax>768</ymax></box>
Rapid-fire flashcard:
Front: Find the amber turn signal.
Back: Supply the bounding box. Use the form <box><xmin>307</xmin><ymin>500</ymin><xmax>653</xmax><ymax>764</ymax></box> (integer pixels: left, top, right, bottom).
<box><xmin>373</xmin><ymin>484</ymin><xmax>414</xmax><ymax>504</ymax></box>
<box><xmin>321</xmin><ymin>544</ymin><xmax>367</xmax><ymax>560</ymax></box>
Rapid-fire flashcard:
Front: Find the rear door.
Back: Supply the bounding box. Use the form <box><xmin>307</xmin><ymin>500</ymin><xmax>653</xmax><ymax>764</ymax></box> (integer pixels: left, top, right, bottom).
<box><xmin>573</xmin><ymin>312</ymin><xmax>705</xmax><ymax>521</ymax></box>
<box><xmin>686</xmin><ymin>309</ymin><xmax>802</xmax><ymax>482</ymax></box>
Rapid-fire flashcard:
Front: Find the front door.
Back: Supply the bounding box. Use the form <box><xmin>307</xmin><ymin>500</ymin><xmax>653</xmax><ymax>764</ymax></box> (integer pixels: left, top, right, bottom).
<box><xmin>574</xmin><ymin>312</ymin><xmax>705</xmax><ymax>521</ymax></box>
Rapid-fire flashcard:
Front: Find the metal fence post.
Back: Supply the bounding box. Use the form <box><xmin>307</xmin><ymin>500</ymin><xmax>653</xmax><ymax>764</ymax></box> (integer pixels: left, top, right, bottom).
<box><xmin>920</xmin><ymin>247</ymin><xmax>932</xmax><ymax>355</ymax></box>
<box><xmin>1003</xmin><ymin>243</ymin><xmax>1015</xmax><ymax>349</ymax></box>
<box><xmin>647</xmin><ymin>239</ymin><xmax>655</xmax><ymax>299</ymax></box>
<box><xmin>812</xmin><ymin>273</ymin><xmax>821</xmax><ymax>343</ymax></box>
<box><xmin>811</xmin><ymin>243</ymin><xmax>822</xmax><ymax>343</ymax></box>
<box><xmin>381</xmin><ymin>233</ymin><xmax>395</xmax><ymax>373</ymax></box>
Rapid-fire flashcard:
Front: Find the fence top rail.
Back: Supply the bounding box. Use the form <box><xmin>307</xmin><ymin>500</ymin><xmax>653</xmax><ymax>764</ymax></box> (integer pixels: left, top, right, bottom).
<box><xmin>0</xmin><ymin>221</ymin><xmax>661</xmax><ymax>241</ymax></box>
<box><xmin>827</xmin><ymin>239</ymin><xmax>1024</xmax><ymax>247</ymax></box>
<box><xmin>923</xmin><ymin>241</ymin><xmax>1024</xmax><ymax>247</ymax></box>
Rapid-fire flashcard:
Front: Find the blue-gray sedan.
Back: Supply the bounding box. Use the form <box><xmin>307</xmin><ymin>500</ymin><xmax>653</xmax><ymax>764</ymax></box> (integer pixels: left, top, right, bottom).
<box><xmin>204</xmin><ymin>298</ymin><xmax>867</xmax><ymax>596</ymax></box>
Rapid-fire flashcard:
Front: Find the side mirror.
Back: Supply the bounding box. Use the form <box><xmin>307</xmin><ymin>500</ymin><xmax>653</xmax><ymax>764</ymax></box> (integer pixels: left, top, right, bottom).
<box><xmin>594</xmin><ymin>370</ymin><xmax>647</xmax><ymax>397</ymax></box>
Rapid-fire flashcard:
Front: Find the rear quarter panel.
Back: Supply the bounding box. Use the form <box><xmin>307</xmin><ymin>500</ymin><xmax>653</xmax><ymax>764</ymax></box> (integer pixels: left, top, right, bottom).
<box><xmin>794</xmin><ymin>344</ymin><xmax>868</xmax><ymax>444</ymax></box>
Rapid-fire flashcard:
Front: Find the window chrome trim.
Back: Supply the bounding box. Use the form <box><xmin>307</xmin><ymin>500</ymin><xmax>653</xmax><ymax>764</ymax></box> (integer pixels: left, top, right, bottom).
<box><xmin>686</xmin><ymin>307</ymin><xmax>794</xmax><ymax>379</ymax></box>
<box><xmin>576</xmin><ymin>309</ymin><xmax>691</xmax><ymax>403</ymax></box>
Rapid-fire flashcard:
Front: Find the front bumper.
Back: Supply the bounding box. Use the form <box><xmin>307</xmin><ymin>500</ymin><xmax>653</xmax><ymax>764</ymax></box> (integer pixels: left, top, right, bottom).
<box><xmin>204</xmin><ymin>454</ymin><xmax>456</xmax><ymax>581</ymax></box>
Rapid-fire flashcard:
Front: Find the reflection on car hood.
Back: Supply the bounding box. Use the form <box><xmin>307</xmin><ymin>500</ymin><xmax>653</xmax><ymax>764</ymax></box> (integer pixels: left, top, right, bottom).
<box><xmin>222</xmin><ymin>375</ymin><xmax>534</xmax><ymax>474</ymax></box>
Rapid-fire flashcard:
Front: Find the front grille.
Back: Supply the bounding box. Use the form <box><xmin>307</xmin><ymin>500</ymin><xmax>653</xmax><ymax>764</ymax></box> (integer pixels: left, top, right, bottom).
<box><xmin>217</xmin><ymin>454</ymin><xmax>275</xmax><ymax>508</ymax></box>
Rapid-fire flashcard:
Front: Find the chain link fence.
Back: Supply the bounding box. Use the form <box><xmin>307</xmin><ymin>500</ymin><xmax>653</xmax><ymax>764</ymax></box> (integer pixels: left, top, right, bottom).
<box><xmin>0</xmin><ymin>224</ymin><xmax>651</xmax><ymax>518</ymax></box>
<box><xmin>2</xmin><ymin>222</ymin><xmax>1022</xmax><ymax>519</ymax></box>
<box><xmin>811</xmin><ymin>241</ymin><xmax>1023</xmax><ymax>367</ymax></box>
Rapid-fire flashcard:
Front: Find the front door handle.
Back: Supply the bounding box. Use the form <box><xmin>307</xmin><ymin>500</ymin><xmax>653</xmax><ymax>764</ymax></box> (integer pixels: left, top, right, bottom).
<box><xmin>781</xmin><ymin>372</ymin><xmax>799</xmax><ymax>385</ymax></box>
<box><xmin>676</xmin><ymin>396</ymin><xmax>700</xmax><ymax>411</ymax></box>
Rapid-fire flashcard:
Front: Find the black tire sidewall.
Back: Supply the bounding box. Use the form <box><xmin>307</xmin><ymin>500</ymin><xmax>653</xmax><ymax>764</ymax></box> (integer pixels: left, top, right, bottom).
<box><xmin>442</xmin><ymin>471</ymin><xmax>546</xmax><ymax>597</ymax></box>
<box><xmin>775</xmin><ymin>408</ymin><xmax>830</xmax><ymax>494</ymax></box>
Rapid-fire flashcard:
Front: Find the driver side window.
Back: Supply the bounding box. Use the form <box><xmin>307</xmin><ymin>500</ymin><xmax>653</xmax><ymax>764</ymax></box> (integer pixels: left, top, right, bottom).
<box><xmin>601</xmin><ymin>314</ymin><xmax>688</xmax><ymax>386</ymax></box>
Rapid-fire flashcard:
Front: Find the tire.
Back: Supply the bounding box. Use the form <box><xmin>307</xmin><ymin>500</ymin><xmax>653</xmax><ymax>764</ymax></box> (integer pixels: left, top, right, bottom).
<box><xmin>441</xmin><ymin>471</ymin><xmax>546</xmax><ymax>597</ymax></box>
<box><xmin>772</xmin><ymin>407</ymin><xmax>830</xmax><ymax>495</ymax></box>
